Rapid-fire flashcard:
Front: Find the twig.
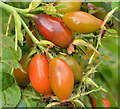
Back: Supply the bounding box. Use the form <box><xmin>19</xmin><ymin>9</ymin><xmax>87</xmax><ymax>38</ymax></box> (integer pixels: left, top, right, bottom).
<box><xmin>6</xmin><ymin>14</ymin><xmax>12</xmax><ymax>36</ymax></box>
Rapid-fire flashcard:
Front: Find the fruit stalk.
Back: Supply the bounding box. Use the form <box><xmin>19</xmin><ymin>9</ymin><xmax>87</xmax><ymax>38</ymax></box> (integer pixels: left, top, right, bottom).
<box><xmin>19</xmin><ymin>16</ymin><xmax>38</xmax><ymax>44</ymax></box>
<box><xmin>0</xmin><ymin>1</ymin><xmax>26</xmax><ymax>14</ymax></box>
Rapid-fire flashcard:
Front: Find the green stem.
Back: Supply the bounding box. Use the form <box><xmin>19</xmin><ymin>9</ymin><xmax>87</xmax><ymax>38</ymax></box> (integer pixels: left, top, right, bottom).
<box><xmin>6</xmin><ymin>14</ymin><xmax>12</xmax><ymax>36</ymax></box>
<box><xmin>19</xmin><ymin>16</ymin><xmax>38</xmax><ymax>44</ymax></box>
<box><xmin>29</xmin><ymin>6</ymin><xmax>44</xmax><ymax>12</ymax></box>
<box><xmin>0</xmin><ymin>2</ymin><xmax>34</xmax><ymax>18</ymax></box>
<box><xmin>36</xmin><ymin>40</ymin><xmax>54</xmax><ymax>47</ymax></box>
<box><xmin>70</xmin><ymin>90</ymin><xmax>95</xmax><ymax>101</ymax></box>
<box><xmin>0</xmin><ymin>1</ymin><xmax>26</xmax><ymax>14</ymax></box>
<box><xmin>77</xmin><ymin>82</ymin><xmax>83</xmax><ymax>94</ymax></box>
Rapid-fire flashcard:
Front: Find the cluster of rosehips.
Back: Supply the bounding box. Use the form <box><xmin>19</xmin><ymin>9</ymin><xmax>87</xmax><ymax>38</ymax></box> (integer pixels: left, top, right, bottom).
<box><xmin>14</xmin><ymin>53</ymin><xmax>82</xmax><ymax>101</ymax></box>
<box><xmin>14</xmin><ymin>1</ymin><xmax>111</xmax><ymax>106</ymax></box>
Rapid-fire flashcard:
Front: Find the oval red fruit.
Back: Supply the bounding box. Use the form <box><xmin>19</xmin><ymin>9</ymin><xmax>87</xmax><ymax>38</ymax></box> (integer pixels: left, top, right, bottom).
<box><xmin>29</xmin><ymin>54</ymin><xmax>52</xmax><ymax>96</ymax></box>
<box><xmin>63</xmin><ymin>11</ymin><xmax>103</xmax><ymax>33</ymax></box>
<box><xmin>34</xmin><ymin>14</ymin><xmax>73</xmax><ymax>48</ymax></box>
<box><xmin>14</xmin><ymin>53</ymin><xmax>30</xmax><ymax>88</ymax></box>
<box><xmin>26</xmin><ymin>27</ymin><xmax>38</xmax><ymax>47</ymax></box>
<box><xmin>49</xmin><ymin>57</ymin><xmax>74</xmax><ymax>101</ymax></box>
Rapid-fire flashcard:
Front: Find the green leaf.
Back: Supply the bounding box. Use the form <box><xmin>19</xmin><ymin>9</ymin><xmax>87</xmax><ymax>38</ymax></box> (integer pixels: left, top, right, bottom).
<box><xmin>20</xmin><ymin>43</ymin><xmax>31</xmax><ymax>55</ymax></box>
<box><xmin>111</xmin><ymin>2</ymin><xmax>120</xmax><ymax>11</ymax></box>
<box><xmin>91</xmin><ymin>2</ymin><xmax>103</xmax><ymax>8</ymax></box>
<box><xmin>22</xmin><ymin>85</ymin><xmax>41</xmax><ymax>100</ymax></box>
<box><xmin>29</xmin><ymin>99</ymin><xmax>46</xmax><ymax>107</ymax></box>
<box><xmin>101</xmin><ymin>4</ymin><xmax>119</xmax><ymax>29</ymax></box>
<box><xmin>22</xmin><ymin>96</ymin><xmax>31</xmax><ymax>107</ymax></box>
<box><xmin>2</xmin><ymin>84</ymin><xmax>21</xmax><ymax>107</ymax></box>
<box><xmin>1</xmin><ymin>8</ymin><xmax>15</xmax><ymax>35</ymax></box>
<box><xmin>55</xmin><ymin>5</ymin><xmax>68</xmax><ymax>10</ymax></box>
<box><xmin>27</xmin><ymin>49</ymin><xmax>38</xmax><ymax>60</ymax></box>
<box><xmin>0</xmin><ymin>62</ymin><xmax>11</xmax><ymax>73</ymax></box>
<box><xmin>13</xmin><ymin>10</ymin><xmax>23</xmax><ymax>45</ymax></box>
<box><xmin>7</xmin><ymin>1</ymin><xmax>30</xmax><ymax>9</ymax></box>
<box><xmin>108</xmin><ymin>92</ymin><xmax>118</xmax><ymax>107</ymax></box>
<box><xmin>89</xmin><ymin>8</ymin><xmax>103</xmax><ymax>14</ymax></box>
<box><xmin>1</xmin><ymin>35</ymin><xmax>25</xmax><ymax>73</ymax></box>
<box><xmin>95</xmin><ymin>99</ymin><xmax>106</xmax><ymax>107</ymax></box>
<box><xmin>83</xmin><ymin>96</ymin><xmax>92</xmax><ymax>107</ymax></box>
<box><xmin>16</xmin><ymin>99</ymin><xmax>26</xmax><ymax>107</ymax></box>
<box><xmin>72</xmin><ymin>39</ymin><xmax>100</xmax><ymax>54</ymax></box>
<box><xmin>26</xmin><ymin>0</ymin><xmax>42</xmax><ymax>12</ymax></box>
<box><xmin>90</xmin><ymin>91</ymin><xmax>105</xmax><ymax>100</ymax></box>
<box><xmin>22</xmin><ymin>92</ymin><xmax>46</xmax><ymax>107</ymax></box>
<box><xmin>102</xmin><ymin>2</ymin><xmax>120</xmax><ymax>35</ymax></box>
<box><xmin>1</xmin><ymin>72</ymin><xmax>15</xmax><ymax>91</ymax></box>
<box><xmin>106</xmin><ymin>29</ymin><xmax>117</xmax><ymax>33</ymax></box>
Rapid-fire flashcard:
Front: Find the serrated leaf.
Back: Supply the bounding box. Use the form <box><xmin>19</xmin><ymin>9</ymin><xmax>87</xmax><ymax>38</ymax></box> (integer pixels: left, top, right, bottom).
<box><xmin>1</xmin><ymin>72</ymin><xmax>15</xmax><ymax>91</ymax></box>
<box><xmin>1</xmin><ymin>35</ymin><xmax>25</xmax><ymax>73</ymax></box>
<box><xmin>72</xmin><ymin>39</ymin><xmax>100</xmax><ymax>54</ymax></box>
<box><xmin>1</xmin><ymin>8</ymin><xmax>15</xmax><ymax>35</ymax></box>
<box><xmin>72</xmin><ymin>99</ymin><xmax>85</xmax><ymax>107</ymax></box>
<box><xmin>1</xmin><ymin>47</ymin><xmax>23</xmax><ymax>71</ymax></box>
<box><xmin>0</xmin><ymin>62</ymin><xmax>11</xmax><ymax>73</ymax></box>
<box><xmin>13</xmin><ymin>10</ymin><xmax>23</xmax><ymax>45</ymax></box>
<box><xmin>26</xmin><ymin>0</ymin><xmax>42</xmax><ymax>12</ymax></box>
<box><xmin>2</xmin><ymin>84</ymin><xmax>21</xmax><ymax>107</ymax></box>
<box><xmin>1</xmin><ymin>35</ymin><xmax>21</xmax><ymax>58</ymax></box>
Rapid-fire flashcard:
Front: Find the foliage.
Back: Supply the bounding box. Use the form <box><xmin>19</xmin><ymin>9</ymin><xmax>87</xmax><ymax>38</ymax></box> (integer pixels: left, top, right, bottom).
<box><xmin>0</xmin><ymin>1</ymin><xmax>119</xmax><ymax>108</ymax></box>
